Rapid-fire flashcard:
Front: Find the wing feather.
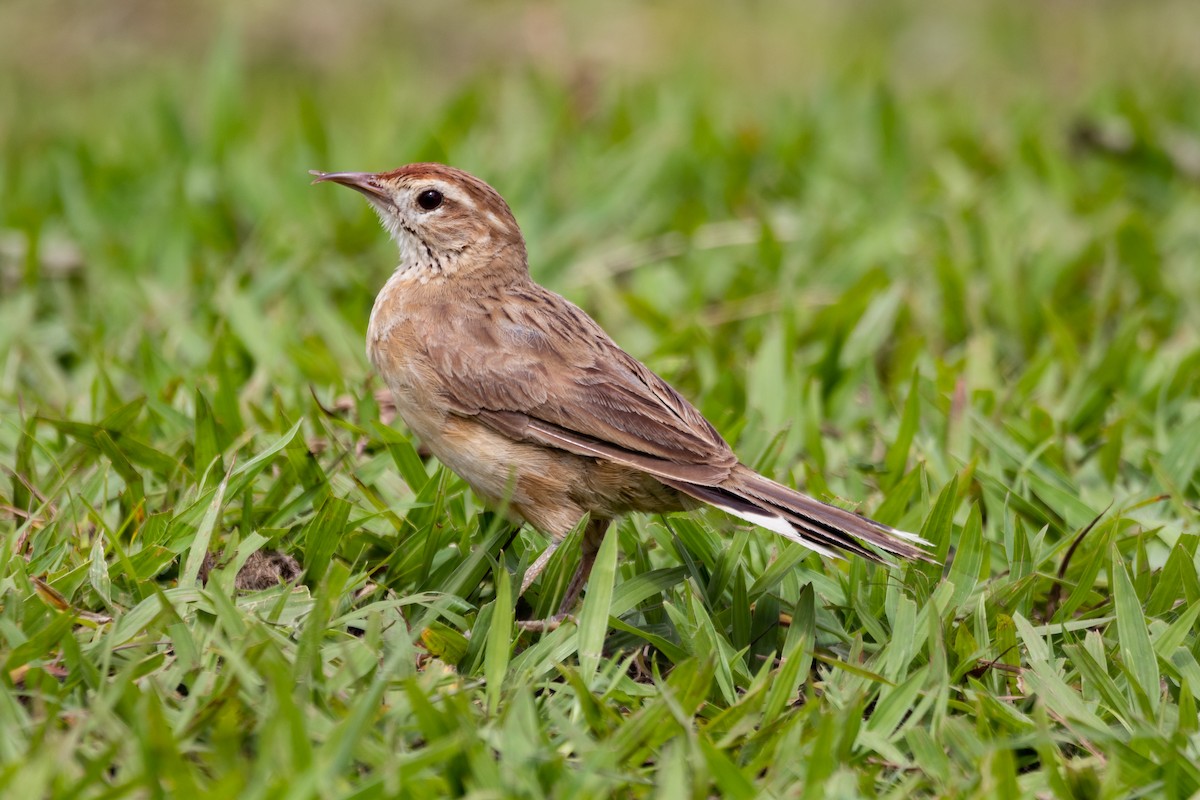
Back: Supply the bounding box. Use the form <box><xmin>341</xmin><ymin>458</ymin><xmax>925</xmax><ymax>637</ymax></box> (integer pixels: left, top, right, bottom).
<box><xmin>425</xmin><ymin>283</ymin><xmax>736</xmax><ymax>478</ymax></box>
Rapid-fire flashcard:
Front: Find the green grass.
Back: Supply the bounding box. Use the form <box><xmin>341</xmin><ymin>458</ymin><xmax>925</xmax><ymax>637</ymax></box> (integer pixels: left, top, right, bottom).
<box><xmin>3</xmin><ymin>2</ymin><xmax>1200</xmax><ymax>797</ymax></box>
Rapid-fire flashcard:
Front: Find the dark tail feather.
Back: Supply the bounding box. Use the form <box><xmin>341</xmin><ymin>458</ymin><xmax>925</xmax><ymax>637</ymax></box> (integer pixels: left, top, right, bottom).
<box><xmin>661</xmin><ymin>465</ymin><xmax>933</xmax><ymax>563</ymax></box>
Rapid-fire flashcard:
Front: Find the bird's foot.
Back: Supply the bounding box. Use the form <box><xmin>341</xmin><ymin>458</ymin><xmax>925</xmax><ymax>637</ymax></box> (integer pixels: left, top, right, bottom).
<box><xmin>517</xmin><ymin>612</ymin><xmax>577</xmax><ymax>633</ymax></box>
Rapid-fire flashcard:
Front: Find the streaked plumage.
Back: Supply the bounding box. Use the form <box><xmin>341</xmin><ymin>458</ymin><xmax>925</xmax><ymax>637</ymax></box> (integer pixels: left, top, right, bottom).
<box><xmin>313</xmin><ymin>163</ymin><xmax>932</xmax><ymax>616</ymax></box>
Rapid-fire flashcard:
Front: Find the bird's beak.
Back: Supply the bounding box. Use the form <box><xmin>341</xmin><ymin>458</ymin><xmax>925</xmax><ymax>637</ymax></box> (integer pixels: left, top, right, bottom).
<box><xmin>309</xmin><ymin>170</ymin><xmax>390</xmax><ymax>204</ymax></box>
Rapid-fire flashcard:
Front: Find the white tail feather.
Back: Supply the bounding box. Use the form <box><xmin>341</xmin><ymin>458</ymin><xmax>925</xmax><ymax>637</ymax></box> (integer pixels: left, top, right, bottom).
<box><xmin>707</xmin><ymin>502</ymin><xmax>842</xmax><ymax>559</ymax></box>
<box><xmin>884</xmin><ymin>527</ymin><xmax>932</xmax><ymax>545</ymax></box>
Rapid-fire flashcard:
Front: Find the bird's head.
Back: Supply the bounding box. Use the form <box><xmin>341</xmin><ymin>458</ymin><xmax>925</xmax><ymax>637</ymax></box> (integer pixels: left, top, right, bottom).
<box><xmin>311</xmin><ymin>163</ymin><xmax>527</xmax><ymax>283</ymax></box>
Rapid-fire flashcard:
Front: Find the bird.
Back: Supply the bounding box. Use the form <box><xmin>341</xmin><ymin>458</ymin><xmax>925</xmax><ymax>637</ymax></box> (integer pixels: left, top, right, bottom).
<box><xmin>312</xmin><ymin>163</ymin><xmax>930</xmax><ymax>624</ymax></box>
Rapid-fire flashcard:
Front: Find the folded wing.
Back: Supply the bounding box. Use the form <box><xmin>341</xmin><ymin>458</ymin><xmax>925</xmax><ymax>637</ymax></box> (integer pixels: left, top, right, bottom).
<box><xmin>426</xmin><ymin>283</ymin><xmax>930</xmax><ymax>562</ymax></box>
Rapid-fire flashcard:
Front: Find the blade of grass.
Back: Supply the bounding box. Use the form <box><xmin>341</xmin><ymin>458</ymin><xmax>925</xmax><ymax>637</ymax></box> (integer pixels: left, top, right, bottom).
<box><xmin>577</xmin><ymin>523</ymin><xmax>618</xmax><ymax>685</ymax></box>
<box><xmin>485</xmin><ymin>562</ymin><xmax>513</xmax><ymax>715</ymax></box>
<box><xmin>1113</xmin><ymin>546</ymin><xmax>1161</xmax><ymax>714</ymax></box>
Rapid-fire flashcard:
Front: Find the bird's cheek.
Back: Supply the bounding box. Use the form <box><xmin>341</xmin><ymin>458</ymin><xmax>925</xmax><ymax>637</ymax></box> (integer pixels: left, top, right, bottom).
<box><xmin>439</xmin><ymin>223</ymin><xmax>486</xmax><ymax>252</ymax></box>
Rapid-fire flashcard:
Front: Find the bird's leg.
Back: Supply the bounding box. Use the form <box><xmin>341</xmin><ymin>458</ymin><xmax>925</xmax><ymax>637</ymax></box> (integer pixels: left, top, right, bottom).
<box><xmin>558</xmin><ymin>518</ymin><xmax>607</xmax><ymax>615</ymax></box>
<box><xmin>520</xmin><ymin>536</ymin><xmax>562</xmax><ymax>596</ymax></box>
<box><xmin>518</xmin><ymin>518</ymin><xmax>610</xmax><ymax>632</ymax></box>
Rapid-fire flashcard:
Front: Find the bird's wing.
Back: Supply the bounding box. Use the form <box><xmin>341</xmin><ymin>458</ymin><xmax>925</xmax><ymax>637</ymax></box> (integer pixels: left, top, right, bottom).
<box><xmin>424</xmin><ymin>283</ymin><xmax>738</xmax><ymax>484</ymax></box>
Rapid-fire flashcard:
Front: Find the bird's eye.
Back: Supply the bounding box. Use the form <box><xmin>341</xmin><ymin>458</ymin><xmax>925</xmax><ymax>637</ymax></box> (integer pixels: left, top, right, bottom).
<box><xmin>416</xmin><ymin>189</ymin><xmax>443</xmax><ymax>211</ymax></box>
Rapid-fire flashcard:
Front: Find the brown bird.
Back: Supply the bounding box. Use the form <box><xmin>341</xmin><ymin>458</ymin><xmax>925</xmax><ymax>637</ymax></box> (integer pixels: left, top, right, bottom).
<box><xmin>312</xmin><ymin>163</ymin><xmax>930</xmax><ymax>623</ymax></box>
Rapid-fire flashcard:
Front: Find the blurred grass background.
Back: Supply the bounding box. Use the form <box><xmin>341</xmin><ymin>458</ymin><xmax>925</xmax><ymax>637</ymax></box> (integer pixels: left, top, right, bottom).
<box><xmin>3</xmin><ymin>1</ymin><xmax>1200</xmax><ymax>797</ymax></box>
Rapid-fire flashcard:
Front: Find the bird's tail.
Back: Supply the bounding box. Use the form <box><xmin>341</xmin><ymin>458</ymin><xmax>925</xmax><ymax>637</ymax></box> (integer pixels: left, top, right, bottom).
<box><xmin>659</xmin><ymin>464</ymin><xmax>933</xmax><ymax>563</ymax></box>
